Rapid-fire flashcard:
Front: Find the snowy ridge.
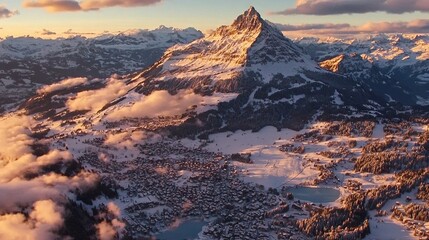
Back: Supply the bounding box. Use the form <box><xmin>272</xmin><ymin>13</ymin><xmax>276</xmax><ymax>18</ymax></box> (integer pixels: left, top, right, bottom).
<box><xmin>299</xmin><ymin>34</ymin><xmax>429</xmax><ymax>105</ymax></box>
<box><xmin>295</xmin><ymin>34</ymin><xmax>429</xmax><ymax>68</ymax></box>
<box><xmin>0</xmin><ymin>27</ymin><xmax>203</xmax><ymax>59</ymax></box>
<box><xmin>93</xmin><ymin>26</ymin><xmax>202</xmax><ymax>50</ymax></box>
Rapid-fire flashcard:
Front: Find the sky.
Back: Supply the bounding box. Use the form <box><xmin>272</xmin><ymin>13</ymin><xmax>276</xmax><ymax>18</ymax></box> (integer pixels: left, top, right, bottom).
<box><xmin>0</xmin><ymin>0</ymin><xmax>428</xmax><ymax>38</ymax></box>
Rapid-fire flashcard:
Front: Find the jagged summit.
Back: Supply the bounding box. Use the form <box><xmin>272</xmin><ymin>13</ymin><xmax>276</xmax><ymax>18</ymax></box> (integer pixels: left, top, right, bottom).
<box><xmin>208</xmin><ymin>7</ymin><xmax>267</xmax><ymax>38</ymax></box>
<box><xmin>231</xmin><ymin>6</ymin><xmax>264</xmax><ymax>31</ymax></box>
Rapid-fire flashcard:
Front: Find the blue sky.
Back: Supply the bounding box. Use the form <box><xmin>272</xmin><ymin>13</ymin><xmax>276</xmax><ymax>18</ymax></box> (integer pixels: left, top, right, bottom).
<box><xmin>0</xmin><ymin>0</ymin><xmax>428</xmax><ymax>37</ymax></box>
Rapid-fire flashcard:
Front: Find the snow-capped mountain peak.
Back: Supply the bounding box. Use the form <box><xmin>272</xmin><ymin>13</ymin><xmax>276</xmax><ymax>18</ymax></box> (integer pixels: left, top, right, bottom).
<box><xmin>132</xmin><ymin>7</ymin><xmax>323</xmax><ymax>93</ymax></box>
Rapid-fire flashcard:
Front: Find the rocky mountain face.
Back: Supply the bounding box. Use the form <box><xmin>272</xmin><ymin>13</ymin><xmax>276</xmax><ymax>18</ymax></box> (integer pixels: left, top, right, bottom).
<box><xmin>295</xmin><ymin>35</ymin><xmax>429</xmax><ymax>106</ymax></box>
<box><xmin>0</xmin><ymin>27</ymin><xmax>202</xmax><ymax>110</ymax></box>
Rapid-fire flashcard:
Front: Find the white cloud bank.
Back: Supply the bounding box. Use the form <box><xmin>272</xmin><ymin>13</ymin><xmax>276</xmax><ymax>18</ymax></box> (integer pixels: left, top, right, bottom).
<box><xmin>0</xmin><ymin>200</ymin><xmax>63</xmax><ymax>240</ymax></box>
<box><xmin>67</xmin><ymin>78</ymin><xmax>130</xmax><ymax>112</ymax></box>
<box><xmin>0</xmin><ymin>116</ymin><xmax>98</xmax><ymax>239</ymax></box>
<box><xmin>37</xmin><ymin>77</ymin><xmax>89</xmax><ymax>94</ymax></box>
<box><xmin>106</xmin><ymin>90</ymin><xmax>204</xmax><ymax>121</ymax></box>
<box><xmin>97</xmin><ymin>202</ymin><xmax>125</xmax><ymax>240</ymax></box>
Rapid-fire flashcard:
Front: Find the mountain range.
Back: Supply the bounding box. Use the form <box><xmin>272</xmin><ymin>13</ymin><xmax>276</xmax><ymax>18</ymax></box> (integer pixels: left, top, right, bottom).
<box><xmin>297</xmin><ymin>34</ymin><xmax>429</xmax><ymax>105</ymax></box>
<box><xmin>0</xmin><ymin>26</ymin><xmax>202</xmax><ymax>110</ymax></box>
<box><xmin>1</xmin><ymin>6</ymin><xmax>429</xmax><ymax>240</ymax></box>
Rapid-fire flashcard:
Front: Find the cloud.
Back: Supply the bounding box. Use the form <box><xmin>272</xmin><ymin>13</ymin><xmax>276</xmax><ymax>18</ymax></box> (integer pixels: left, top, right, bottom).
<box><xmin>357</xmin><ymin>19</ymin><xmax>429</xmax><ymax>33</ymax></box>
<box><xmin>107</xmin><ymin>202</ymin><xmax>121</xmax><ymax>218</ymax></box>
<box><xmin>37</xmin><ymin>77</ymin><xmax>89</xmax><ymax>94</ymax></box>
<box><xmin>30</xmin><ymin>200</ymin><xmax>64</xmax><ymax>226</ymax></box>
<box><xmin>106</xmin><ymin>90</ymin><xmax>204</xmax><ymax>121</ymax></box>
<box><xmin>67</xmin><ymin>78</ymin><xmax>130</xmax><ymax>112</ymax></box>
<box><xmin>97</xmin><ymin>202</ymin><xmax>125</xmax><ymax>240</ymax></box>
<box><xmin>274</xmin><ymin>22</ymin><xmax>351</xmax><ymax>31</ymax></box>
<box><xmin>0</xmin><ymin>149</ymin><xmax>72</xmax><ymax>183</ymax></box>
<box><xmin>275</xmin><ymin>0</ymin><xmax>429</xmax><ymax>15</ymax></box>
<box><xmin>104</xmin><ymin>131</ymin><xmax>142</xmax><ymax>149</ymax></box>
<box><xmin>103</xmin><ymin>130</ymin><xmax>161</xmax><ymax>150</ymax></box>
<box><xmin>0</xmin><ymin>116</ymin><xmax>98</xmax><ymax>239</ymax></box>
<box><xmin>23</xmin><ymin>0</ymin><xmax>82</xmax><ymax>12</ymax></box>
<box><xmin>63</xmin><ymin>29</ymin><xmax>95</xmax><ymax>36</ymax></box>
<box><xmin>0</xmin><ymin>6</ymin><xmax>19</xmax><ymax>18</ymax></box>
<box><xmin>0</xmin><ymin>200</ymin><xmax>64</xmax><ymax>240</ymax></box>
<box><xmin>97</xmin><ymin>220</ymin><xmax>125</xmax><ymax>240</ymax></box>
<box><xmin>0</xmin><ymin>180</ymin><xmax>60</xmax><ymax>213</ymax></box>
<box><xmin>80</xmin><ymin>0</ymin><xmax>162</xmax><ymax>10</ymax></box>
<box><xmin>23</xmin><ymin>0</ymin><xmax>162</xmax><ymax>12</ymax></box>
<box><xmin>278</xmin><ymin>19</ymin><xmax>429</xmax><ymax>36</ymax></box>
<box><xmin>0</xmin><ymin>116</ymin><xmax>33</xmax><ymax>160</ymax></box>
<box><xmin>41</xmin><ymin>29</ymin><xmax>56</xmax><ymax>35</ymax></box>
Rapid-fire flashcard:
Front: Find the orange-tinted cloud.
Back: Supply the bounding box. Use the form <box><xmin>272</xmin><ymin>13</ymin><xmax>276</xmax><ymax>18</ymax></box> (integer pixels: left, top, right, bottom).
<box><xmin>23</xmin><ymin>0</ymin><xmax>81</xmax><ymax>12</ymax></box>
<box><xmin>275</xmin><ymin>0</ymin><xmax>429</xmax><ymax>15</ymax></box>
<box><xmin>106</xmin><ymin>90</ymin><xmax>204</xmax><ymax>120</ymax></box>
<box><xmin>278</xmin><ymin>19</ymin><xmax>429</xmax><ymax>36</ymax></box>
<box><xmin>0</xmin><ymin>115</ymin><xmax>99</xmax><ymax>239</ymax></box>
<box><xmin>23</xmin><ymin>0</ymin><xmax>162</xmax><ymax>12</ymax></box>
<box><xmin>80</xmin><ymin>0</ymin><xmax>162</xmax><ymax>10</ymax></box>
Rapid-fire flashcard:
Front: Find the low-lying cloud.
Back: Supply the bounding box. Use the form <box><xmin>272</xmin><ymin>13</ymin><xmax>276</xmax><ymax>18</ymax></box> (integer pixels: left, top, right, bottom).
<box><xmin>0</xmin><ymin>200</ymin><xmax>64</xmax><ymax>240</ymax></box>
<box><xmin>67</xmin><ymin>78</ymin><xmax>130</xmax><ymax>112</ymax></box>
<box><xmin>96</xmin><ymin>202</ymin><xmax>125</xmax><ymax>240</ymax></box>
<box><xmin>0</xmin><ymin>6</ymin><xmax>19</xmax><ymax>18</ymax></box>
<box><xmin>106</xmin><ymin>90</ymin><xmax>203</xmax><ymax>121</ymax></box>
<box><xmin>23</xmin><ymin>0</ymin><xmax>162</xmax><ymax>12</ymax></box>
<box><xmin>37</xmin><ymin>77</ymin><xmax>89</xmax><ymax>94</ymax></box>
<box><xmin>104</xmin><ymin>130</ymin><xmax>162</xmax><ymax>151</ymax></box>
<box><xmin>0</xmin><ymin>116</ymin><xmax>98</xmax><ymax>239</ymax></box>
<box><xmin>275</xmin><ymin>0</ymin><xmax>429</xmax><ymax>15</ymax></box>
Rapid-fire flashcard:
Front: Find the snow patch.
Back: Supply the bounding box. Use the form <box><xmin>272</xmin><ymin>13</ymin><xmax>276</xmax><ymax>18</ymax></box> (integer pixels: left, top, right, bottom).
<box><xmin>332</xmin><ymin>90</ymin><xmax>344</xmax><ymax>105</ymax></box>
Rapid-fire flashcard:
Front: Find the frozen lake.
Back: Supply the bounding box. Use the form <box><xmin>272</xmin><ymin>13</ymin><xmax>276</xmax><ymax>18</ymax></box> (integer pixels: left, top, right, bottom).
<box><xmin>288</xmin><ymin>187</ymin><xmax>340</xmax><ymax>203</ymax></box>
<box><xmin>155</xmin><ymin>219</ymin><xmax>206</xmax><ymax>240</ymax></box>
